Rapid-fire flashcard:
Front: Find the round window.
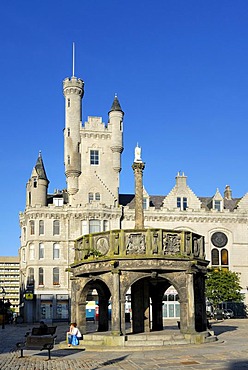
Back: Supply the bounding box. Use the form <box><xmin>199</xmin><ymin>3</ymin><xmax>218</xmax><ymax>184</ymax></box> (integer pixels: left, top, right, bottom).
<box><xmin>211</xmin><ymin>232</ymin><xmax>228</xmax><ymax>248</ymax></box>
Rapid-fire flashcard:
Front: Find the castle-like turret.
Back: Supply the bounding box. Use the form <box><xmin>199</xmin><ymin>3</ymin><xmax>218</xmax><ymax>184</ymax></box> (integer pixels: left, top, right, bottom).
<box><xmin>108</xmin><ymin>95</ymin><xmax>124</xmax><ymax>173</ymax></box>
<box><xmin>63</xmin><ymin>76</ymin><xmax>84</xmax><ymax>196</ymax></box>
<box><xmin>26</xmin><ymin>152</ymin><xmax>49</xmax><ymax>207</ymax></box>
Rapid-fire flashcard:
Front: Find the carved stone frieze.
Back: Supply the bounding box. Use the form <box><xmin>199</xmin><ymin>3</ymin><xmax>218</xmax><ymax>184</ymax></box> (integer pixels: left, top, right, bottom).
<box><xmin>163</xmin><ymin>233</ymin><xmax>181</xmax><ymax>255</ymax></box>
<box><xmin>126</xmin><ymin>233</ymin><xmax>146</xmax><ymax>254</ymax></box>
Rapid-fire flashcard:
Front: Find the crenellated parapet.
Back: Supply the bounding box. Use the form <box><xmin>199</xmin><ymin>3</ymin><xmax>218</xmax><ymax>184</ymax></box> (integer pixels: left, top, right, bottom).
<box><xmin>74</xmin><ymin>228</ymin><xmax>205</xmax><ymax>263</ymax></box>
<box><xmin>63</xmin><ymin>77</ymin><xmax>84</xmax><ymax>97</ymax></box>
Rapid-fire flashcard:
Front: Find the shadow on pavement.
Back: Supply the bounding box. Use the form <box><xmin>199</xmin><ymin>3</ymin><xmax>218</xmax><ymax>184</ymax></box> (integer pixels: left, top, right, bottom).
<box><xmin>91</xmin><ymin>355</ymin><xmax>129</xmax><ymax>370</ymax></box>
<box><xmin>228</xmin><ymin>360</ymin><xmax>248</xmax><ymax>369</ymax></box>
<box><xmin>211</xmin><ymin>323</ymin><xmax>238</xmax><ymax>336</ymax></box>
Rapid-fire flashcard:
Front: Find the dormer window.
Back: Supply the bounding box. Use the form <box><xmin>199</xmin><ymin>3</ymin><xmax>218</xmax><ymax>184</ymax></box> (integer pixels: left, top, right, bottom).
<box><xmin>177</xmin><ymin>197</ymin><xmax>187</xmax><ymax>210</ymax></box>
<box><xmin>33</xmin><ymin>178</ymin><xmax>37</xmax><ymax>188</ymax></box>
<box><xmin>214</xmin><ymin>200</ymin><xmax>221</xmax><ymax>211</ymax></box>
<box><xmin>143</xmin><ymin>198</ymin><xmax>148</xmax><ymax>210</ymax></box>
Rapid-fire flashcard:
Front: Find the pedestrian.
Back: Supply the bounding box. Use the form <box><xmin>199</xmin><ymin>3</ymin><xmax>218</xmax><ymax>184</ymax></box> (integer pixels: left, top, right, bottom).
<box><xmin>67</xmin><ymin>322</ymin><xmax>82</xmax><ymax>347</ymax></box>
<box><xmin>39</xmin><ymin>320</ymin><xmax>48</xmax><ymax>335</ymax></box>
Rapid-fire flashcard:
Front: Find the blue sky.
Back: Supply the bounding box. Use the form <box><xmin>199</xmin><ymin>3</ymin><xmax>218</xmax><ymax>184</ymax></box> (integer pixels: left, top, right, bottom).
<box><xmin>1</xmin><ymin>1</ymin><xmax>248</xmax><ymax>256</ymax></box>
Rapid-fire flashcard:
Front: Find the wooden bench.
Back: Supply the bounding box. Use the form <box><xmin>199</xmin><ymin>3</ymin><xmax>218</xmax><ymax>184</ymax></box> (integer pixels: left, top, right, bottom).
<box><xmin>16</xmin><ymin>326</ymin><xmax>57</xmax><ymax>360</ymax></box>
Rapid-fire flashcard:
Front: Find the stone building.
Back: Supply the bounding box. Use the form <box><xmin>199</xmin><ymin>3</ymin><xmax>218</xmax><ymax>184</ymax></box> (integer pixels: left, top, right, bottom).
<box><xmin>19</xmin><ymin>68</ymin><xmax>248</xmax><ymax>323</ymax></box>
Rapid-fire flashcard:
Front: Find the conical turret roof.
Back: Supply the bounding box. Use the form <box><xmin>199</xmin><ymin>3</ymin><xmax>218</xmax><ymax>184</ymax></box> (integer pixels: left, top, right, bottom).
<box><xmin>34</xmin><ymin>152</ymin><xmax>49</xmax><ymax>182</ymax></box>
<box><xmin>109</xmin><ymin>95</ymin><xmax>123</xmax><ymax>113</ymax></box>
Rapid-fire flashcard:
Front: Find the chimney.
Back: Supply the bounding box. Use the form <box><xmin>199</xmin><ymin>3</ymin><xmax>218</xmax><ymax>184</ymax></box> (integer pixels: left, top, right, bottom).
<box><xmin>224</xmin><ymin>185</ymin><xmax>232</xmax><ymax>200</ymax></box>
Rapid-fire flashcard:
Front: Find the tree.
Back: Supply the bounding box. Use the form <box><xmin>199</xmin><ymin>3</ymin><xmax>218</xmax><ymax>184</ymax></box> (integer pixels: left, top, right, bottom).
<box><xmin>205</xmin><ymin>268</ymin><xmax>244</xmax><ymax>309</ymax></box>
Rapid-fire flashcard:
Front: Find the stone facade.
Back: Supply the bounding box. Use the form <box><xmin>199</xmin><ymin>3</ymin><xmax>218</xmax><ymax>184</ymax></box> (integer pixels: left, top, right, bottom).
<box><xmin>19</xmin><ymin>70</ymin><xmax>248</xmax><ymax>323</ymax></box>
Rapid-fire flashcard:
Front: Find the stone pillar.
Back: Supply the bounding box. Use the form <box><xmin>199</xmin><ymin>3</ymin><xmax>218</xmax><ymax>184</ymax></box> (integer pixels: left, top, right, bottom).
<box><xmin>180</xmin><ymin>272</ymin><xmax>196</xmax><ymax>334</ymax></box>
<box><xmin>131</xmin><ymin>279</ymin><xmax>150</xmax><ymax>333</ymax></box>
<box><xmin>151</xmin><ymin>288</ymin><xmax>163</xmax><ymax>331</ymax></box>
<box><xmin>132</xmin><ymin>161</ymin><xmax>145</xmax><ymax>229</ymax></box>
<box><xmin>77</xmin><ymin>302</ymin><xmax>87</xmax><ymax>334</ymax></box>
<box><xmin>143</xmin><ymin>279</ymin><xmax>151</xmax><ymax>332</ymax></box>
<box><xmin>111</xmin><ymin>269</ymin><xmax>122</xmax><ymax>335</ymax></box>
<box><xmin>98</xmin><ymin>297</ymin><xmax>109</xmax><ymax>332</ymax></box>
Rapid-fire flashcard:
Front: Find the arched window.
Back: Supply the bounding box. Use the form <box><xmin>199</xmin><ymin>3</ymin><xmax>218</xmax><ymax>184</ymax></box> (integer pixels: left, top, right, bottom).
<box><xmin>39</xmin><ymin>267</ymin><xmax>44</xmax><ymax>285</ymax></box>
<box><xmin>29</xmin><ymin>244</ymin><xmax>35</xmax><ymax>260</ymax></box>
<box><xmin>22</xmin><ymin>248</ymin><xmax>26</xmax><ymax>262</ymax></box>
<box><xmin>53</xmin><ymin>220</ymin><xmax>60</xmax><ymax>235</ymax></box>
<box><xmin>211</xmin><ymin>248</ymin><xmax>219</xmax><ymax>266</ymax></box>
<box><xmin>39</xmin><ymin>243</ymin><xmax>44</xmax><ymax>259</ymax></box>
<box><xmin>53</xmin><ymin>268</ymin><xmax>59</xmax><ymax>285</ymax></box>
<box><xmin>30</xmin><ymin>220</ymin><xmax>35</xmax><ymax>235</ymax></box>
<box><xmin>39</xmin><ymin>220</ymin><xmax>44</xmax><ymax>235</ymax></box>
<box><xmin>27</xmin><ymin>267</ymin><xmax>34</xmax><ymax>286</ymax></box>
<box><xmin>88</xmin><ymin>193</ymin><xmax>94</xmax><ymax>202</ymax></box>
<box><xmin>221</xmin><ymin>249</ymin><xmax>228</xmax><ymax>265</ymax></box>
<box><xmin>53</xmin><ymin>243</ymin><xmax>60</xmax><ymax>259</ymax></box>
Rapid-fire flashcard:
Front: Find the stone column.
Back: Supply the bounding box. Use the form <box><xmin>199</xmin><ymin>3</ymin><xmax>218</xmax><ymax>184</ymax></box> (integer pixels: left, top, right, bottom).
<box><xmin>132</xmin><ymin>161</ymin><xmax>145</xmax><ymax>229</ymax></box>
<box><xmin>111</xmin><ymin>269</ymin><xmax>122</xmax><ymax>335</ymax></box>
<box><xmin>77</xmin><ymin>302</ymin><xmax>87</xmax><ymax>334</ymax></box>
<box><xmin>180</xmin><ymin>272</ymin><xmax>196</xmax><ymax>334</ymax></box>
<box><xmin>98</xmin><ymin>297</ymin><xmax>109</xmax><ymax>332</ymax></box>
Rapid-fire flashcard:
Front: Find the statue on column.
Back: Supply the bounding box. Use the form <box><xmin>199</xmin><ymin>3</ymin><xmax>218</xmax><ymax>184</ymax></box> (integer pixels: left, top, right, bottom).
<box><xmin>134</xmin><ymin>143</ymin><xmax>142</xmax><ymax>162</ymax></box>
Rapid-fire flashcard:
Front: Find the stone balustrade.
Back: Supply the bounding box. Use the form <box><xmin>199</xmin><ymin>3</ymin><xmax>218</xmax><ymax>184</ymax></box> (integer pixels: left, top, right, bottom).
<box><xmin>74</xmin><ymin>229</ymin><xmax>205</xmax><ymax>263</ymax></box>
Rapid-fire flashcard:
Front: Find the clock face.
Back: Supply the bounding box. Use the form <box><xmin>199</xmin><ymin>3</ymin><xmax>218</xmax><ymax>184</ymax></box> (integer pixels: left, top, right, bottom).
<box><xmin>96</xmin><ymin>237</ymin><xmax>109</xmax><ymax>255</ymax></box>
<box><xmin>211</xmin><ymin>232</ymin><xmax>228</xmax><ymax>248</ymax></box>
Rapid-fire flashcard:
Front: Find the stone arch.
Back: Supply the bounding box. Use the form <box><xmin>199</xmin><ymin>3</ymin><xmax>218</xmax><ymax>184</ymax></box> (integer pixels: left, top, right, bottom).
<box><xmin>72</xmin><ymin>277</ymin><xmax>111</xmax><ymax>334</ymax></box>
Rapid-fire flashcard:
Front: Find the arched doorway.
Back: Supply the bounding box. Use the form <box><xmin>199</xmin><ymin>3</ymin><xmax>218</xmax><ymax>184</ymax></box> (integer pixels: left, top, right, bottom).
<box><xmin>72</xmin><ymin>278</ymin><xmax>111</xmax><ymax>334</ymax></box>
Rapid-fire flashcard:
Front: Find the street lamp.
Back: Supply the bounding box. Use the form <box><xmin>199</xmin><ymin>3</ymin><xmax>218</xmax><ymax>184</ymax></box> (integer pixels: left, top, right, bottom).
<box><xmin>1</xmin><ymin>287</ymin><xmax>6</xmax><ymax>329</ymax></box>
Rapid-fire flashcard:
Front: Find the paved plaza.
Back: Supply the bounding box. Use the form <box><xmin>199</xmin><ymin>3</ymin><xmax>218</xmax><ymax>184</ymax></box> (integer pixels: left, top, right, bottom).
<box><xmin>1</xmin><ymin>319</ymin><xmax>248</xmax><ymax>369</ymax></box>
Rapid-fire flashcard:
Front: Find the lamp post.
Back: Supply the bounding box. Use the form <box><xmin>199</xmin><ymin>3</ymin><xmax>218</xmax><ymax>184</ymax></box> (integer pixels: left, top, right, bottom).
<box><xmin>1</xmin><ymin>287</ymin><xmax>6</xmax><ymax>329</ymax></box>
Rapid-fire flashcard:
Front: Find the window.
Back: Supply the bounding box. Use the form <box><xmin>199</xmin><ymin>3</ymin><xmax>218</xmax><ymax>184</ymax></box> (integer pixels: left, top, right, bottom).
<box><xmin>88</xmin><ymin>193</ymin><xmax>94</xmax><ymax>202</ymax></box>
<box><xmin>39</xmin><ymin>267</ymin><xmax>44</xmax><ymax>285</ymax></box>
<box><xmin>27</xmin><ymin>268</ymin><xmax>34</xmax><ymax>287</ymax></box>
<box><xmin>53</xmin><ymin>220</ymin><xmax>60</xmax><ymax>235</ymax></box>
<box><xmin>143</xmin><ymin>198</ymin><xmax>148</xmax><ymax>210</ymax></box>
<box><xmin>221</xmin><ymin>249</ymin><xmax>228</xmax><ymax>265</ymax></box>
<box><xmin>53</xmin><ymin>268</ymin><xmax>59</xmax><ymax>285</ymax></box>
<box><xmin>90</xmin><ymin>150</ymin><xmax>99</xmax><ymax>165</ymax></box>
<box><xmin>103</xmin><ymin>220</ymin><xmax>109</xmax><ymax>232</ymax></box>
<box><xmin>29</xmin><ymin>244</ymin><xmax>35</xmax><ymax>260</ymax></box>
<box><xmin>53</xmin><ymin>243</ymin><xmax>60</xmax><ymax>259</ymax></box>
<box><xmin>95</xmin><ymin>193</ymin><xmax>100</xmax><ymax>201</ymax></box>
<box><xmin>30</xmin><ymin>220</ymin><xmax>35</xmax><ymax>235</ymax></box>
<box><xmin>33</xmin><ymin>177</ymin><xmax>37</xmax><ymax>188</ymax></box>
<box><xmin>53</xmin><ymin>198</ymin><xmax>63</xmax><ymax>206</ymax></box>
<box><xmin>183</xmin><ymin>197</ymin><xmax>187</xmax><ymax>210</ymax></box>
<box><xmin>67</xmin><ymin>128</ymin><xmax>70</xmax><ymax>136</ymax></box>
<box><xmin>89</xmin><ymin>219</ymin><xmax>101</xmax><ymax>233</ymax></box>
<box><xmin>214</xmin><ymin>200</ymin><xmax>221</xmax><ymax>211</ymax></box>
<box><xmin>211</xmin><ymin>248</ymin><xmax>219</xmax><ymax>265</ymax></box>
<box><xmin>67</xmin><ymin>98</ymin><xmax>70</xmax><ymax>107</ymax></box>
<box><xmin>67</xmin><ymin>155</ymin><xmax>70</xmax><ymax>165</ymax></box>
<box><xmin>177</xmin><ymin>197</ymin><xmax>187</xmax><ymax>210</ymax></box>
<box><xmin>211</xmin><ymin>248</ymin><xmax>229</xmax><ymax>269</ymax></box>
<box><xmin>22</xmin><ymin>248</ymin><xmax>26</xmax><ymax>262</ymax></box>
<box><xmin>23</xmin><ymin>227</ymin><xmax>26</xmax><ymax>241</ymax></box>
<box><xmin>39</xmin><ymin>220</ymin><xmax>44</xmax><ymax>235</ymax></box>
<box><xmin>39</xmin><ymin>243</ymin><xmax>44</xmax><ymax>259</ymax></box>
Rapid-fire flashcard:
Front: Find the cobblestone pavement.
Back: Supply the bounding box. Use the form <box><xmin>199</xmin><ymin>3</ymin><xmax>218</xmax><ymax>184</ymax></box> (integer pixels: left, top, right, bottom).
<box><xmin>1</xmin><ymin>319</ymin><xmax>248</xmax><ymax>369</ymax></box>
